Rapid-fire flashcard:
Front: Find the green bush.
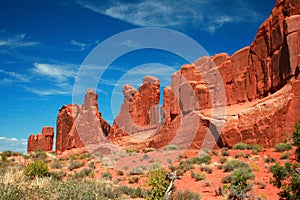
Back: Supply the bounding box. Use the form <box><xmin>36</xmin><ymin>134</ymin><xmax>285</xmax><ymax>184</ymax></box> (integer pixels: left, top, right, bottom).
<box><xmin>233</xmin><ymin>143</ymin><xmax>249</xmax><ymax>150</ymax></box>
<box><xmin>50</xmin><ymin>170</ymin><xmax>66</xmax><ymax>180</ymax></box>
<box><xmin>30</xmin><ymin>149</ymin><xmax>47</xmax><ymax>160</ymax></box>
<box><xmin>24</xmin><ymin>160</ymin><xmax>49</xmax><ymax>179</ymax></box>
<box><xmin>130</xmin><ymin>167</ymin><xmax>143</xmax><ymax>175</ymax></box>
<box><xmin>172</xmin><ymin>190</ymin><xmax>201</xmax><ymax>200</ymax></box>
<box><xmin>128</xmin><ymin>176</ymin><xmax>139</xmax><ymax>184</ymax></box>
<box><xmin>50</xmin><ymin>159</ymin><xmax>63</xmax><ymax>169</ymax></box>
<box><xmin>219</xmin><ymin>157</ymin><xmax>227</xmax><ymax>164</ymax></box>
<box><xmin>101</xmin><ymin>172</ymin><xmax>112</xmax><ymax>181</ymax></box>
<box><xmin>67</xmin><ymin>161</ymin><xmax>84</xmax><ymax>171</ymax></box>
<box><xmin>280</xmin><ymin>153</ymin><xmax>290</xmax><ymax>160</ymax></box>
<box><xmin>74</xmin><ymin>168</ymin><xmax>93</xmax><ymax>178</ymax></box>
<box><xmin>163</xmin><ymin>144</ymin><xmax>179</xmax><ymax>151</ymax></box>
<box><xmin>223</xmin><ymin>160</ymin><xmax>249</xmax><ymax>172</ymax></box>
<box><xmin>191</xmin><ymin>171</ymin><xmax>206</xmax><ymax>181</ymax></box>
<box><xmin>120</xmin><ymin>186</ymin><xmax>148</xmax><ymax>198</ymax></box>
<box><xmin>199</xmin><ymin>166</ymin><xmax>212</xmax><ymax>174</ymax></box>
<box><xmin>270</xmin><ymin>162</ymin><xmax>300</xmax><ymax>199</ymax></box>
<box><xmin>293</xmin><ymin>122</ymin><xmax>300</xmax><ymax>161</ymax></box>
<box><xmin>264</xmin><ymin>156</ymin><xmax>276</xmax><ymax>163</ymax></box>
<box><xmin>190</xmin><ymin>154</ymin><xmax>211</xmax><ymax>165</ymax></box>
<box><xmin>274</xmin><ymin>142</ymin><xmax>293</xmax><ymax>152</ymax></box>
<box><xmin>221</xmin><ymin>148</ymin><xmax>229</xmax><ymax>156</ymax></box>
<box><xmin>147</xmin><ymin>168</ymin><xmax>169</xmax><ymax>200</ymax></box>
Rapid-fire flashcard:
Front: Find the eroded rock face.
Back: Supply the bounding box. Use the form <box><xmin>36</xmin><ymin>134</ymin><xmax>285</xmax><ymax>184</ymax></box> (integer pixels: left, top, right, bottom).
<box><xmin>148</xmin><ymin>0</ymin><xmax>300</xmax><ymax>149</ymax></box>
<box><xmin>108</xmin><ymin>76</ymin><xmax>160</xmax><ymax>142</ymax></box>
<box><xmin>27</xmin><ymin>126</ymin><xmax>54</xmax><ymax>153</ymax></box>
<box><xmin>56</xmin><ymin>89</ymin><xmax>110</xmax><ymax>154</ymax></box>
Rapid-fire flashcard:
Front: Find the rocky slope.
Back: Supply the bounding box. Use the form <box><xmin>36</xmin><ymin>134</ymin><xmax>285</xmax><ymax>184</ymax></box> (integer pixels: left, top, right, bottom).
<box><xmin>27</xmin><ymin>126</ymin><xmax>54</xmax><ymax>152</ymax></box>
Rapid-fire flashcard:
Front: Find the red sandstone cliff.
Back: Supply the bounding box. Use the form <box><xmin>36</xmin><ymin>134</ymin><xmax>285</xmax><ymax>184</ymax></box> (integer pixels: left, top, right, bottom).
<box><xmin>56</xmin><ymin>89</ymin><xmax>110</xmax><ymax>155</ymax></box>
<box><xmin>27</xmin><ymin>126</ymin><xmax>54</xmax><ymax>152</ymax></box>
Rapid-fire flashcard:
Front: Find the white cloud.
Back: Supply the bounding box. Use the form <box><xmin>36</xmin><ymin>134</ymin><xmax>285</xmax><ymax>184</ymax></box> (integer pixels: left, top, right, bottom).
<box><xmin>33</xmin><ymin>62</ymin><xmax>77</xmax><ymax>82</ymax></box>
<box><xmin>0</xmin><ymin>137</ymin><xmax>27</xmax><ymax>154</ymax></box>
<box><xmin>120</xmin><ymin>39</ymin><xmax>139</xmax><ymax>47</ymax></box>
<box><xmin>0</xmin><ymin>69</ymin><xmax>30</xmax><ymax>83</ymax></box>
<box><xmin>70</xmin><ymin>40</ymin><xmax>88</xmax><ymax>51</ymax></box>
<box><xmin>76</xmin><ymin>0</ymin><xmax>263</xmax><ymax>33</ymax></box>
<box><xmin>0</xmin><ymin>33</ymin><xmax>39</xmax><ymax>47</ymax></box>
<box><xmin>28</xmin><ymin>88</ymin><xmax>69</xmax><ymax>96</ymax></box>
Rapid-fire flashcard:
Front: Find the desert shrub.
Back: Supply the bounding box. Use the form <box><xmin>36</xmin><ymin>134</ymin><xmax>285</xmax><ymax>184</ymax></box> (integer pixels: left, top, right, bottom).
<box><xmin>221</xmin><ymin>148</ymin><xmax>230</xmax><ymax>156</ymax></box>
<box><xmin>235</xmin><ymin>152</ymin><xmax>245</xmax><ymax>159</ymax></box>
<box><xmin>175</xmin><ymin>159</ymin><xmax>194</xmax><ymax>176</ymax></box>
<box><xmin>117</xmin><ymin>170</ymin><xmax>124</xmax><ymax>176</ymax></box>
<box><xmin>163</xmin><ymin>144</ymin><xmax>179</xmax><ymax>151</ymax></box>
<box><xmin>74</xmin><ymin>168</ymin><xmax>93</xmax><ymax>178</ymax></box>
<box><xmin>167</xmin><ymin>158</ymin><xmax>173</xmax><ymax>164</ymax></box>
<box><xmin>257</xmin><ymin>182</ymin><xmax>266</xmax><ymax>189</ymax></box>
<box><xmin>24</xmin><ymin>160</ymin><xmax>49</xmax><ymax>179</ymax></box>
<box><xmin>223</xmin><ymin>167</ymin><xmax>254</xmax><ymax>199</ymax></box>
<box><xmin>264</xmin><ymin>156</ymin><xmax>276</xmax><ymax>163</ymax></box>
<box><xmin>128</xmin><ymin>176</ymin><xmax>139</xmax><ymax>184</ymax></box>
<box><xmin>50</xmin><ymin>170</ymin><xmax>66</xmax><ymax>180</ymax></box>
<box><xmin>126</xmin><ymin>148</ymin><xmax>140</xmax><ymax>154</ymax></box>
<box><xmin>222</xmin><ymin>173</ymin><xmax>235</xmax><ymax>183</ymax></box>
<box><xmin>120</xmin><ymin>186</ymin><xmax>148</xmax><ymax>198</ymax></box>
<box><xmin>30</xmin><ymin>149</ymin><xmax>47</xmax><ymax>160</ymax></box>
<box><xmin>143</xmin><ymin>153</ymin><xmax>150</xmax><ymax>160</ymax></box>
<box><xmin>130</xmin><ymin>167</ymin><xmax>143</xmax><ymax>175</ymax></box>
<box><xmin>101</xmin><ymin>171</ymin><xmax>112</xmax><ymax>181</ymax></box>
<box><xmin>223</xmin><ymin>160</ymin><xmax>249</xmax><ymax>172</ymax></box>
<box><xmin>270</xmin><ymin>162</ymin><xmax>300</xmax><ymax>199</ymax></box>
<box><xmin>78</xmin><ymin>153</ymin><xmax>92</xmax><ymax>159</ymax></box>
<box><xmin>293</xmin><ymin>122</ymin><xmax>300</xmax><ymax>161</ymax></box>
<box><xmin>67</xmin><ymin>160</ymin><xmax>84</xmax><ymax>170</ymax></box>
<box><xmin>191</xmin><ymin>171</ymin><xmax>206</xmax><ymax>181</ymax></box>
<box><xmin>233</xmin><ymin>143</ymin><xmax>249</xmax><ymax>150</ymax></box>
<box><xmin>147</xmin><ymin>168</ymin><xmax>170</xmax><ymax>200</ymax></box>
<box><xmin>88</xmin><ymin>161</ymin><xmax>95</xmax><ymax>169</ymax></box>
<box><xmin>0</xmin><ymin>184</ymin><xmax>25</xmax><ymax>200</ymax></box>
<box><xmin>199</xmin><ymin>166</ymin><xmax>212</xmax><ymax>174</ymax></box>
<box><xmin>143</xmin><ymin>148</ymin><xmax>156</xmax><ymax>153</ymax></box>
<box><xmin>190</xmin><ymin>154</ymin><xmax>212</xmax><ymax>165</ymax></box>
<box><xmin>280</xmin><ymin>152</ymin><xmax>290</xmax><ymax>160</ymax></box>
<box><xmin>212</xmin><ymin>150</ymin><xmax>219</xmax><ymax>156</ymax></box>
<box><xmin>172</xmin><ymin>190</ymin><xmax>201</xmax><ymax>200</ymax></box>
<box><xmin>50</xmin><ymin>159</ymin><xmax>63</xmax><ymax>169</ymax></box>
<box><xmin>250</xmin><ymin>144</ymin><xmax>263</xmax><ymax>153</ymax></box>
<box><xmin>219</xmin><ymin>157</ymin><xmax>227</xmax><ymax>164</ymax></box>
<box><xmin>274</xmin><ymin>142</ymin><xmax>293</xmax><ymax>152</ymax></box>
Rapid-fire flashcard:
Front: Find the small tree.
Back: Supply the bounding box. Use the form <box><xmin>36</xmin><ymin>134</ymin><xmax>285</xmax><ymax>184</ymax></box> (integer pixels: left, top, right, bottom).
<box><xmin>147</xmin><ymin>168</ymin><xmax>169</xmax><ymax>200</ymax></box>
<box><xmin>270</xmin><ymin>162</ymin><xmax>300</xmax><ymax>199</ymax></box>
<box><xmin>293</xmin><ymin>122</ymin><xmax>300</xmax><ymax>161</ymax></box>
<box><xmin>24</xmin><ymin>159</ymin><xmax>49</xmax><ymax>179</ymax></box>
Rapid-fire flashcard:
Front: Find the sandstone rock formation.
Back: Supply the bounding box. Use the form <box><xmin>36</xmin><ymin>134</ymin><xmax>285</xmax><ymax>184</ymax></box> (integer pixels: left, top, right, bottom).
<box><xmin>108</xmin><ymin>76</ymin><xmax>160</xmax><ymax>143</ymax></box>
<box><xmin>56</xmin><ymin>89</ymin><xmax>110</xmax><ymax>154</ymax></box>
<box><xmin>27</xmin><ymin>0</ymin><xmax>300</xmax><ymax>153</ymax></box>
<box><xmin>27</xmin><ymin>126</ymin><xmax>54</xmax><ymax>152</ymax></box>
<box><xmin>148</xmin><ymin>0</ymin><xmax>300</xmax><ymax>149</ymax></box>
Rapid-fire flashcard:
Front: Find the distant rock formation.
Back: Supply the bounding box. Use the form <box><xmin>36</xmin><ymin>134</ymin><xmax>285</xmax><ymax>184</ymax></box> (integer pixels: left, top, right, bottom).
<box><xmin>56</xmin><ymin>89</ymin><xmax>110</xmax><ymax>155</ymax></box>
<box><xmin>27</xmin><ymin>126</ymin><xmax>54</xmax><ymax>152</ymax></box>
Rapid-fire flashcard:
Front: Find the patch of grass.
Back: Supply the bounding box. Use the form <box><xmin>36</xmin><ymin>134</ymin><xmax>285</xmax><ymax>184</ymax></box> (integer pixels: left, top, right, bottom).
<box><xmin>190</xmin><ymin>153</ymin><xmax>212</xmax><ymax>165</ymax></box>
<box><xmin>221</xmin><ymin>148</ymin><xmax>230</xmax><ymax>156</ymax></box>
<box><xmin>280</xmin><ymin>152</ymin><xmax>290</xmax><ymax>160</ymax></box>
<box><xmin>199</xmin><ymin>166</ymin><xmax>212</xmax><ymax>174</ymax></box>
<box><xmin>191</xmin><ymin>171</ymin><xmax>206</xmax><ymax>181</ymax></box>
<box><xmin>129</xmin><ymin>167</ymin><xmax>143</xmax><ymax>175</ymax></box>
<box><xmin>234</xmin><ymin>152</ymin><xmax>245</xmax><ymax>158</ymax></box>
<box><xmin>101</xmin><ymin>171</ymin><xmax>112</xmax><ymax>181</ymax></box>
<box><xmin>233</xmin><ymin>142</ymin><xmax>249</xmax><ymax>150</ymax></box>
<box><xmin>219</xmin><ymin>157</ymin><xmax>227</xmax><ymax>164</ymax></box>
<box><xmin>223</xmin><ymin>159</ymin><xmax>250</xmax><ymax>172</ymax></box>
<box><xmin>172</xmin><ymin>190</ymin><xmax>201</xmax><ymax>200</ymax></box>
<box><xmin>274</xmin><ymin>142</ymin><xmax>293</xmax><ymax>152</ymax></box>
<box><xmin>163</xmin><ymin>144</ymin><xmax>179</xmax><ymax>151</ymax></box>
<box><xmin>67</xmin><ymin>161</ymin><xmax>84</xmax><ymax>171</ymax></box>
<box><xmin>264</xmin><ymin>156</ymin><xmax>276</xmax><ymax>163</ymax></box>
<box><xmin>128</xmin><ymin>176</ymin><xmax>139</xmax><ymax>184</ymax></box>
<box><xmin>50</xmin><ymin>159</ymin><xmax>63</xmax><ymax>169</ymax></box>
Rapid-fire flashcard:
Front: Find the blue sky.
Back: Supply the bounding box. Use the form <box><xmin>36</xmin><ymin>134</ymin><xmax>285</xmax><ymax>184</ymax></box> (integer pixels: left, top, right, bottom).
<box><xmin>0</xmin><ymin>0</ymin><xmax>276</xmax><ymax>153</ymax></box>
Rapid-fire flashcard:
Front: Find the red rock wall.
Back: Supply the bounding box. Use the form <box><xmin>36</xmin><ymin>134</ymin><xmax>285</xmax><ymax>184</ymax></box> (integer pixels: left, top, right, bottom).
<box><xmin>27</xmin><ymin>126</ymin><xmax>54</xmax><ymax>153</ymax></box>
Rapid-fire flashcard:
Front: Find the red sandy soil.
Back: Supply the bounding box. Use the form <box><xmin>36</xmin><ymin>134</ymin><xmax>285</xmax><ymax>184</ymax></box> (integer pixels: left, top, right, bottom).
<box><xmin>42</xmin><ymin>147</ymin><xmax>298</xmax><ymax>200</ymax></box>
